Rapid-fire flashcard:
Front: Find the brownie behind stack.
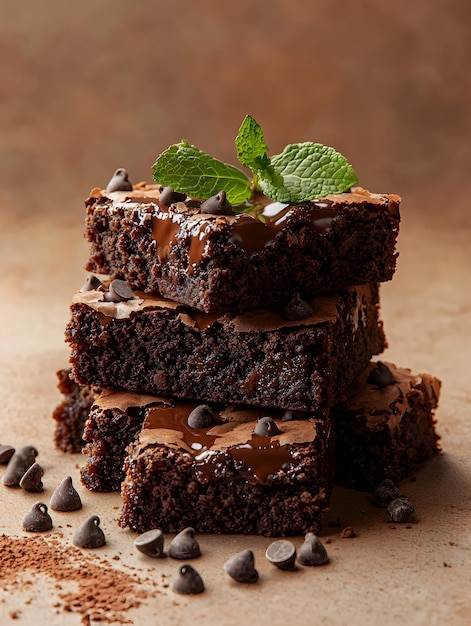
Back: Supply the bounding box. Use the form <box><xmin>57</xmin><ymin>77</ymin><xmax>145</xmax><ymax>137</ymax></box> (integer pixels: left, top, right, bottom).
<box><xmin>59</xmin><ymin>179</ymin><xmax>438</xmax><ymax>535</ymax></box>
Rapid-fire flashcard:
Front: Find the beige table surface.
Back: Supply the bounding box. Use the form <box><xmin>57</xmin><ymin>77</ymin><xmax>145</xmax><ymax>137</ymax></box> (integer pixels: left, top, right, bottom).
<box><xmin>0</xmin><ymin>204</ymin><xmax>470</xmax><ymax>626</ymax></box>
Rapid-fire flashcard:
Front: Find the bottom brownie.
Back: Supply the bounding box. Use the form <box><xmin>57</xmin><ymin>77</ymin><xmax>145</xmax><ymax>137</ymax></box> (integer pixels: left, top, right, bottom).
<box><xmin>333</xmin><ymin>362</ymin><xmax>441</xmax><ymax>491</ymax></box>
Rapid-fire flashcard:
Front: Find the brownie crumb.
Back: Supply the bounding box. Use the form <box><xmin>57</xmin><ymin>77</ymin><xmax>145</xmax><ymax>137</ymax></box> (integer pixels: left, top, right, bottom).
<box><xmin>340</xmin><ymin>526</ymin><xmax>356</xmax><ymax>539</ymax></box>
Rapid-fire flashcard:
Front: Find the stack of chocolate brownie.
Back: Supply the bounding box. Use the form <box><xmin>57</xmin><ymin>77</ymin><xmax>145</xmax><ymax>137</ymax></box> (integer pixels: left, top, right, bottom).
<box><xmin>57</xmin><ymin>179</ymin><xmax>440</xmax><ymax>536</ymax></box>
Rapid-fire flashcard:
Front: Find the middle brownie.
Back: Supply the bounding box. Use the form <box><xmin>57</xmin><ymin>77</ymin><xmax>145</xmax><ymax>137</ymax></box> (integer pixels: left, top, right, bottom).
<box><xmin>66</xmin><ymin>283</ymin><xmax>385</xmax><ymax>412</ymax></box>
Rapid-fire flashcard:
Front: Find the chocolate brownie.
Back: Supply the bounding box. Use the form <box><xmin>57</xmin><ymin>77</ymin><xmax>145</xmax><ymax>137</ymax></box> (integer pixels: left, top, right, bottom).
<box><xmin>114</xmin><ymin>395</ymin><xmax>334</xmax><ymax>536</ymax></box>
<box><xmin>334</xmin><ymin>361</ymin><xmax>441</xmax><ymax>491</ymax></box>
<box><xmin>84</xmin><ymin>184</ymin><xmax>400</xmax><ymax>313</ymax></box>
<box><xmin>52</xmin><ymin>369</ymin><xmax>101</xmax><ymax>453</ymax></box>
<box><xmin>66</xmin><ymin>283</ymin><xmax>385</xmax><ymax>412</ymax></box>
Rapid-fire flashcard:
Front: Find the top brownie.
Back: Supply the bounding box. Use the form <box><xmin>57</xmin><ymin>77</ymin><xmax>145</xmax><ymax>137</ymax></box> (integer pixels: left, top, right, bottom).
<box><xmin>85</xmin><ymin>184</ymin><xmax>400</xmax><ymax>314</ymax></box>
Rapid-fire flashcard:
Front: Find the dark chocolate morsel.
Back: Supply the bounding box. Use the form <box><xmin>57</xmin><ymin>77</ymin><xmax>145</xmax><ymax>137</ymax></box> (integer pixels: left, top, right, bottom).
<box><xmin>50</xmin><ymin>476</ymin><xmax>82</xmax><ymax>511</ymax></box>
<box><xmin>80</xmin><ymin>275</ymin><xmax>104</xmax><ymax>292</ymax></box>
<box><xmin>253</xmin><ymin>416</ymin><xmax>282</xmax><ymax>437</ymax></box>
<box><xmin>73</xmin><ymin>515</ymin><xmax>106</xmax><ymax>548</ymax></box>
<box><xmin>169</xmin><ymin>527</ymin><xmax>201</xmax><ymax>559</ymax></box>
<box><xmin>2</xmin><ymin>446</ymin><xmax>39</xmax><ymax>487</ymax></box>
<box><xmin>172</xmin><ymin>564</ymin><xmax>205</xmax><ymax>595</ymax></box>
<box><xmin>265</xmin><ymin>540</ymin><xmax>297</xmax><ymax>570</ymax></box>
<box><xmin>158</xmin><ymin>186</ymin><xmax>187</xmax><ymax>205</ymax></box>
<box><xmin>104</xmin><ymin>279</ymin><xmax>134</xmax><ymax>303</ymax></box>
<box><xmin>281</xmin><ymin>409</ymin><xmax>310</xmax><ymax>422</ymax></box>
<box><xmin>134</xmin><ymin>529</ymin><xmax>166</xmax><ymax>558</ymax></box>
<box><xmin>373</xmin><ymin>479</ymin><xmax>402</xmax><ymax>508</ymax></box>
<box><xmin>224</xmin><ymin>549</ymin><xmax>259</xmax><ymax>583</ymax></box>
<box><xmin>387</xmin><ymin>497</ymin><xmax>415</xmax><ymax>523</ymax></box>
<box><xmin>22</xmin><ymin>502</ymin><xmax>53</xmax><ymax>532</ymax></box>
<box><xmin>19</xmin><ymin>462</ymin><xmax>44</xmax><ymax>492</ymax></box>
<box><xmin>187</xmin><ymin>405</ymin><xmax>215</xmax><ymax>429</ymax></box>
<box><xmin>106</xmin><ymin>168</ymin><xmax>133</xmax><ymax>193</ymax></box>
<box><xmin>0</xmin><ymin>445</ymin><xmax>15</xmax><ymax>464</ymax></box>
<box><xmin>283</xmin><ymin>293</ymin><xmax>313</xmax><ymax>321</ymax></box>
<box><xmin>367</xmin><ymin>361</ymin><xmax>396</xmax><ymax>388</ymax></box>
<box><xmin>200</xmin><ymin>190</ymin><xmax>233</xmax><ymax>215</ymax></box>
<box><xmin>297</xmin><ymin>533</ymin><xmax>329</xmax><ymax>566</ymax></box>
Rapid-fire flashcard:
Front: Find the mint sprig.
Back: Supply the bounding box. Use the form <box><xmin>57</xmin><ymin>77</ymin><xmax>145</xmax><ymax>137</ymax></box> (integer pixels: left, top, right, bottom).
<box><xmin>152</xmin><ymin>117</ymin><xmax>358</xmax><ymax>203</ymax></box>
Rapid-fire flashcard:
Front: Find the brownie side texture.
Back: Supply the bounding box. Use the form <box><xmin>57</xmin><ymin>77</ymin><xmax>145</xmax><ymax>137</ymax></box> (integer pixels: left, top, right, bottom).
<box><xmin>118</xmin><ymin>401</ymin><xmax>334</xmax><ymax>536</ymax></box>
<box><xmin>85</xmin><ymin>185</ymin><xmax>400</xmax><ymax>313</ymax></box>
<box><xmin>333</xmin><ymin>362</ymin><xmax>441</xmax><ymax>491</ymax></box>
<box><xmin>52</xmin><ymin>369</ymin><xmax>101</xmax><ymax>453</ymax></box>
<box><xmin>65</xmin><ymin>283</ymin><xmax>386</xmax><ymax>412</ymax></box>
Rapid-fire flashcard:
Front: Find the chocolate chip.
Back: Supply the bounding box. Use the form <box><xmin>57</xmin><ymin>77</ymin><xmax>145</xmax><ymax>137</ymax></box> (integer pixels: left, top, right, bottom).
<box><xmin>0</xmin><ymin>445</ymin><xmax>15</xmax><ymax>464</ymax></box>
<box><xmin>106</xmin><ymin>168</ymin><xmax>133</xmax><ymax>192</ymax></box>
<box><xmin>373</xmin><ymin>479</ymin><xmax>402</xmax><ymax>508</ymax></box>
<box><xmin>158</xmin><ymin>186</ymin><xmax>187</xmax><ymax>205</ymax></box>
<box><xmin>187</xmin><ymin>405</ymin><xmax>215</xmax><ymax>429</ymax></box>
<box><xmin>200</xmin><ymin>190</ymin><xmax>233</xmax><ymax>215</ymax></box>
<box><xmin>134</xmin><ymin>529</ymin><xmax>166</xmax><ymax>558</ymax></box>
<box><xmin>169</xmin><ymin>527</ymin><xmax>201</xmax><ymax>559</ymax></box>
<box><xmin>50</xmin><ymin>476</ymin><xmax>82</xmax><ymax>511</ymax></box>
<box><xmin>73</xmin><ymin>515</ymin><xmax>106</xmax><ymax>548</ymax></box>
<box><xmin>104</xmin><ymin>279</ymin><xmax>134</xmax><ymax>303</ymax></box>
<box><xmin>172</xmin><ymin>564</ymin><xmax>205</xmax><ymax>595</ymax></box>
<box><xmin>22</xmin><ymin>502</ymin><xmax>53</xmax><ymax>532</ymax></box>
<box><xmin>19</xmin><ymin>463</ymin><xmax>44</xmax><ymax>492</ymax></box>
<box><xmin>297</xmin><ymin>533</ymin><xmax>329</xmax><ymax>566</ymax></box>
<box><xmin>253</xmin><ymin>416</ymin><xmax>282</xmax><ymax>437</ymax></box>
<box><xmin>367</xmin><ymin>361</ymin><xmax>396</xmax><ymax>388</ymax></box>
<box><xmin>2</xmin><ymin>446</ymin><xmax>38</xmax><ymax>487</ymax></box>
<box><xmin>265</xmin><ymin>540</ymin><xmax>297</xmax><ymax>570</ymax></box>
<box><xmin>387</xmin><ymin>497</ymin><xmax>415</xmax><ymax>523</ymax></box>
<box><xmin>224</xmin><ymin>549</ymin><xmax>258</xmax><ymax>583</ymax></box>
<box><xmin>283</xmin><ymin>293</ymin><xmax>313</xmax><ymax>321</ymax></box>
<box><xmin>80</xmin><ymin>275</ymin><xmax>104</xmax><ymax>292</ymax></box>
<box><xmin>281</xmin><ymin>410</ymin><xmax>310</xmax><ymax>422</ymax></box>
<box><xmin>340</xmin><ymin>526</ymin><xmax>356</xmax><ymax>539</ymax></box>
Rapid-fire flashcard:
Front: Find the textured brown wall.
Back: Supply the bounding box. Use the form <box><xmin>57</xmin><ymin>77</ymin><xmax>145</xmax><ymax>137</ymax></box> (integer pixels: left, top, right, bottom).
<box><xmin>1</xmin><ymin>0</ymin><xmax>470</xmax><ymax>224</ymax></box>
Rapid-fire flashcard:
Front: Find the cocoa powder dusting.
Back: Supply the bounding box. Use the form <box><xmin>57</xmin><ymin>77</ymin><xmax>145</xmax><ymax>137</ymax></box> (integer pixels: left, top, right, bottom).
<box><xmin>0</xmin><ymin>534</ymin><xmax>151</xmax><ymax>624</ymax></box>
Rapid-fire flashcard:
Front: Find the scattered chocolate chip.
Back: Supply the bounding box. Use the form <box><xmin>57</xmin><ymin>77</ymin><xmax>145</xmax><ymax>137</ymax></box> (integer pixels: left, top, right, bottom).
<box><xmin>265</xmin><ymin>540</ymin><xmax>297</xmax><ymax>570</ymax></box>
<box><xmin>172</xmin><ymin>564</ymin><xmax>205</xmax><ymax>595</ymax></box>
<box><xmin>200</xmin><ymin>190</ymin><xmax>233</xmax><ymax>215</ymax></box>
<box><xmin>283</xmin><ymin>293</ymin><xmax>313</xmax><ymax>321</ymax></box>
<box><xmin>134</xmin><ymin>529</ymin><xmax>166</xmax><ymax>558</ymax></box>
<box><xmin>253</xmin><ymin>416</ymin><xmax>282</xmax><ymax>437</ymax></box>
<box><xmin>2</xmin><ymin>446</ymin><xmax>38</xmax><ymax>487</ymax></box>
<box><xmin>297</xmin><ymin>533</ymin><xmax>329</xmax><ymax>566</ymax></box>
<box><xmin>169</xmin><ymin>527</ymin><xmax>201</xmax><ymax>559</ymax></box>
<box><xmin>80</xmin><ymin>275</ymin><xmax>104</xmax><ymax>292</ymax></box>
<box><xmin>373</xmin><ymin>479</ymin><xmax>402</xmax><ymax>508</ymax></box>
<box><xmin>340</xmin><ymin>526</ymin><xmax>356</xmax><ymax>539</ymax></box>
<box><xmin>50</xmin><ymin>476</ymin><xmax>82</xmax><ymax>511</ymax></box>
<box><xmin>387</xmin><ymin>497</ymin><xmax>415</xmax><ymax>523</ymax></box>
<box><xmin>158</xmin><ymin>186</ymin><xmax>187</xmax><ymax>205</ymax></box>
<box><xmin>22</xmin><ymin>502</ymin><xmax>53</xmax><ymax>532</ymax></box>
<box><xmin>73</xmin><ymin>515</ymin><xmax>106</xmax><ymax>548</ymax></box>
<box><xmin>367</xmin><ymin>361</ymin><xmax>396</xmax><ymax>388</ymax></box>
<box><xmin>19</xmin><ymin>463</ymin><xmax>44</xmax><ymax>492</ymax></box>
<box><xmin>281</xmin><ymin>409</ymin><xmax>310</xmax><ymax>422</ymax></box>
<box><xmin>187</xmin><ymin>405</ymin><xmax>215</xmax><ymax>429</ymax></box>
<box><xmin>0</xmin><ymin>445</ymin><xmax>15</xmax><ymax>464</ymax></box>
<box><xmin>106</xmin><ymin>168</ymin><xmax>133</xmax><ymax>192</ymax></box>
<box><xmin>104</xmin><ymin>279</ymin><xmax>134</xmax><ymax>303</ymax></box>
<box><xmin>224</xmin><ymin>549</ymin><xmax>259</xmax><ymax>583</ymax></box>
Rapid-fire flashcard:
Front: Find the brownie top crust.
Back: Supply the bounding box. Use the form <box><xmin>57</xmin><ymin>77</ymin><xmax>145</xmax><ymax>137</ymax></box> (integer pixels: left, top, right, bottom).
<box><xmin>94</xmin><ymin>389</ymin><xmax>328</xmax><ymax>485</ymax></box>
<box><xmin>338</xmin><ymin>362</ymin><xmax>441</xmax><ymax>430</ymax></box>
<box><xmin>86</xmin><ymin>184</ymin><xmax>400</xmax><ymax>267</ymax></box>
<box><xmin>72</xmin><ymin>282</ymin><xmax>375</xmax><ymax>333</ymax></box>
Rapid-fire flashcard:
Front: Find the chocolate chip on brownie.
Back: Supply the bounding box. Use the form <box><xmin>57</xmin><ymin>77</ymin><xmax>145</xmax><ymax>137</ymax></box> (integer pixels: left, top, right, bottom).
<box><xmin>158</xmin><ymin>186</ymin><xmax>187</xmax><ymax>206</ymax></box>
<box><xmin>104</xmin><ymin>279</ymin><xmax>134</xmax><ymax>303</ymax></box>
<box><xmin>367</xmin><ymin>361</ymin><xmax>397</xmax><ymax>388</ymax></box>
<box><xmin>200</xmin><ymin>190</ymin><xmax>233</xmax><ymax>215</ymax></box>
<box><xmin>283</xmin><ymin>293</ymin><xmax>313</xmax><ymax>321</ymax></box>
<box><xmin>253</xmin><ymin>416</ymin><xmax>282</xmax><ymax>437</ymax></box>
<box><xmin>106</xmin><ymin>168</ymin><xmax>133</xmax><ymax>192</ymax></box>
<box><xmin>187</xmin><ymin>405</ymin><xmax>215</xmax><ymax>429</ymax></box>
<box><xmin>81</xmin><ymin>275</ymin><xmax>104</xmax><ymax>292</ymax></box>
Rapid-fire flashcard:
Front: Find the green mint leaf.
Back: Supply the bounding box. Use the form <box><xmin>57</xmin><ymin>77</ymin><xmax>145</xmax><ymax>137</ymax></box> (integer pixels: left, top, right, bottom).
<box><xmin>235</xmin><ymin>114</ymin><xmax>270</xmax><ymax>171</ymax></box>
<box><xmin>258</xmin><ymin>142</ymin><xmax>358</xmax><ymax>202</ymax></box>
<box><xmin>152</xmin><ymin>140</ymin><xmax>252</xmax><ymax>203</ymax></box>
